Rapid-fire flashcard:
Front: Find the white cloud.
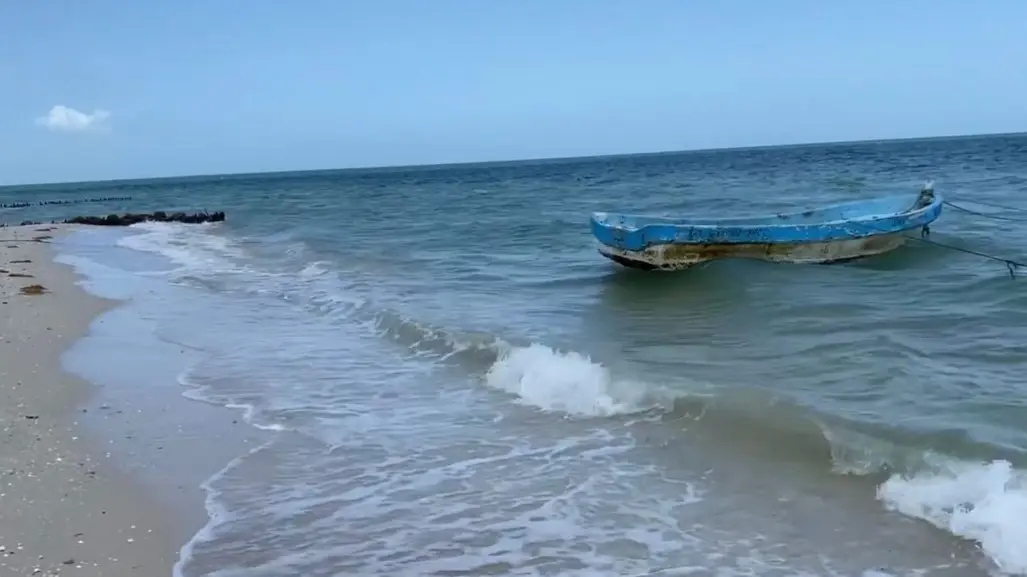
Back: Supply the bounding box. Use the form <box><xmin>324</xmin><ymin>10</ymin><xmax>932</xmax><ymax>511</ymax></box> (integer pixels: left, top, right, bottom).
<box><xmin>35</xmin><ymin>105</ymin><xmax>111</xmax><ymax>133</ymax></box>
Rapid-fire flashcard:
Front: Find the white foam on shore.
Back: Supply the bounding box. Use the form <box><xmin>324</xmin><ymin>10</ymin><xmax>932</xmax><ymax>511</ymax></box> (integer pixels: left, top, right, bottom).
<box><xmin>177</xmin><ymin>370</ymin><xmax>290</xmax><ymax>433</ymax></box>
<box><xmin>116</xmin><ymin>221</ymin><xmax>244</xmax><ymax>270</ymax></box>
<box><xmin>54</xmin><ymin>222</ymin><xmax>1025</xmax><ymax>576</ymax></box>
<box><xmin>485</xmin><ymin>340</ymin><xmax>1027</xmax><ymax>574</ymax></box>
<box><xmin>484</xmin><ymin>342</ymin><xmax>655</xmax><ymax>417</ymax></box>
<box><xmin>878</xmin><ymin>459</ymin><xmax>1027</xmax><ymax>575</ymax></box>
<box><xmin>54</xmin><ymin>244</ymin><xmax>273</xmax><ymax>559</ymax></box>
<box><xmin>55</xmin><ymin>225</ymin><xmax>721</xmax><ymax>576</ymax></box>
<box><xmin>172</xmin><ymin>441</ymin><xmax>273</xmax><ymax>577</ymax></box>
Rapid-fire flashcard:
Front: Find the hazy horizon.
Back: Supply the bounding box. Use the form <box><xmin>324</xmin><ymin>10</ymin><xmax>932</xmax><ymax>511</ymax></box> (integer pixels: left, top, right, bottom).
<box><xmin>3</xmin><ymin>130</ymin><xmax>1024</xmax><ymax>189</ymax></box>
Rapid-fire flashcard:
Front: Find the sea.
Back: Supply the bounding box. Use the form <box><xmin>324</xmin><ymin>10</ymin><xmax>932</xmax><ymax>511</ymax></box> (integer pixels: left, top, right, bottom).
<box><xmin>3</xmin><ymin>134</ymin><xmax>1027</xmax><ymax>577</ymax></box>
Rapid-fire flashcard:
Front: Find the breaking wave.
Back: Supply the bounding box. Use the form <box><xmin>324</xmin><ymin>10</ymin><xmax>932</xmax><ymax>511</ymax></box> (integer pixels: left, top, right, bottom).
<box><xmin>110</xmin><ymin>221</ymin><xmax>1027</xmax><ymax>575</ymax></box>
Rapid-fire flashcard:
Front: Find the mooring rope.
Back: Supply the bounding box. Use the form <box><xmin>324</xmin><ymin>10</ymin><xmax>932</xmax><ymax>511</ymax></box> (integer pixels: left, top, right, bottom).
<box><xmin>905</xmin><ymin>225</ymin><xmax>1025</xmax><ymax>279</ymax></box>
<box><xmin>942</xmin><ymin>200</ymin><xmax>1027</xmax><ymax>222</ymax></box>
<box><xmin>949</xmin><ymin>197</ymin><xmax>1027</xmax><ymax>213</ymax></box>
<box><xmin>922</xmin><ymin>197</ymin><xmax>1027</xmax><ymax>278</ymax></box>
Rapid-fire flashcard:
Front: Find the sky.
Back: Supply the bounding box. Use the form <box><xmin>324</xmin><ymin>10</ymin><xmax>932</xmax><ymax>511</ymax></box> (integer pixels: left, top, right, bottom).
<box><xmin>1</xmin><ymin>0</ymin><xmax>1025</xmax><ymax>185</ymax></box>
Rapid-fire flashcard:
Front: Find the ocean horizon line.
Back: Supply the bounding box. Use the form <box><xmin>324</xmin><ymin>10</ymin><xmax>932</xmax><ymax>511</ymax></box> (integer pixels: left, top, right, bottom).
<box><xmin>4</xmin><ymin>129</ymin><xmax>1026</xmax><ymax>191</ymax></box>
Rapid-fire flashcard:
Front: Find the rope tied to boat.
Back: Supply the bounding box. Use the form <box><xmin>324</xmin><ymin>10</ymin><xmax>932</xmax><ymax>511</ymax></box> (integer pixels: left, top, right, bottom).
<box><xmin>910</xmin><ymin>223</ymin><xmax>1023</xmax><ymax>279</ymax></box>
<box><xmin>928</xmin><ymin>196</ymin><xmax>1027</xmax><ymax>278</ymax></box>
<box><xmin>949</xmin><ymin>197</ymin><xmax>1027</xmax><ymax>213</ymax></box>
<box><xmin>942</xmin><ymin>200</ymin><xmax>1027</xmax><ymax>222</ymax></box>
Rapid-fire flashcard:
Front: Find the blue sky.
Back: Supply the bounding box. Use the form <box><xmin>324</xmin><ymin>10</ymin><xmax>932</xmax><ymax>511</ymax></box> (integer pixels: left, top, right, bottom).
<box><xmin>2</xmin><ymin>1</ymin><xmax>1025</xmax><ymax>184</ymax></box>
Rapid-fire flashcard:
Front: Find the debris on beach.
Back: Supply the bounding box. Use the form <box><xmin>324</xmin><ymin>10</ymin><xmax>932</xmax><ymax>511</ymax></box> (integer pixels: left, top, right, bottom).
<box><xmin>19</xmin><ymin>284</ymin><xmax>47</xmax><ymax>295</ymax></box>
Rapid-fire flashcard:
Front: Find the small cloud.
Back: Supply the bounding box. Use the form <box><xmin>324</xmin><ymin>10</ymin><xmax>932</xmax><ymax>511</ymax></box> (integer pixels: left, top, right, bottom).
<box><xmin>35</xmin><ymin>105</ymin><xmax>110</xmax><ymax>133</ymax></box>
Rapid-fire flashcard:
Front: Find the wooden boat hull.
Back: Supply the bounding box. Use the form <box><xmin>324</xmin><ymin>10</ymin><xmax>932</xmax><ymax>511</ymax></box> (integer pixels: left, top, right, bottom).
<box><xmin>596</xmin><ymin>232</ymin><xmax>908</xmax><ymax>270</ymax></box>
<box><xmin>590</xmin><ymin>185</ymin><xmax>943</xmax><ymax>271</ymax></box>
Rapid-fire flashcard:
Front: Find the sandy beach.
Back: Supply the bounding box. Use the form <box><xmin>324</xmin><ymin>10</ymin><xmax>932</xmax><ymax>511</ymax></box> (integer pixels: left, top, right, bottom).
<box><xmin>0</xmin><ymin>225</ymin><xmax>179</xmax><ymax>576</ymax></box>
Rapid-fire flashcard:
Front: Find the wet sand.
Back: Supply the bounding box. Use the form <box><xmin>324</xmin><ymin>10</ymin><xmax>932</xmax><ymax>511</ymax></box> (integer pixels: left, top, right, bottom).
<box><xmin>0</xmin><ymin>225</ymin><xmax>179</xmax><ymax>576</ymax></box>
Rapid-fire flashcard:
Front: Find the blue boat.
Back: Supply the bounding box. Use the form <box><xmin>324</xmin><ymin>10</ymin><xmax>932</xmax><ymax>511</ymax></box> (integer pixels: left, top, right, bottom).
<box><xmin>590</xmin><ymin>183</ymin><xmax>943</xmax><ymax>270</ymax></box>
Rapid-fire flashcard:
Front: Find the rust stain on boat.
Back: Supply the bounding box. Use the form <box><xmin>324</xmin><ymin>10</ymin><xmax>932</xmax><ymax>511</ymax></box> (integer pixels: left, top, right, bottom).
<box><xmin>598</xmin><ymin>233</ymin><xmax>907</xmax><ymax>270</ymax></box>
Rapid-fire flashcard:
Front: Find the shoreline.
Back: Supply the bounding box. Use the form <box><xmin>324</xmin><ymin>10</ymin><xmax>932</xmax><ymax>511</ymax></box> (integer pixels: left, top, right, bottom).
<box><xmin>0</xmin><ymin>225</ymin><xmax>182</xmax><ymax>576</ymax></box>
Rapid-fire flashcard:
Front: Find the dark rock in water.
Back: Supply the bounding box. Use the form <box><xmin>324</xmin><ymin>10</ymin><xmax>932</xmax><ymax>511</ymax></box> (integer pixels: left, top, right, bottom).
<box><xmin>63</xmin><ymin>211</ymin><xmax>226</xmax><ymax>226</ymax></box>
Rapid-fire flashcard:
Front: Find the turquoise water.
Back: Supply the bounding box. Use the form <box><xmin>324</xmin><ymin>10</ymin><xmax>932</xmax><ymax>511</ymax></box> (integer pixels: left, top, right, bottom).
<box><xmin>4</xmin><ymin>134</ymin><xmax>1027</xmax><ymax>576</ymax></box>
